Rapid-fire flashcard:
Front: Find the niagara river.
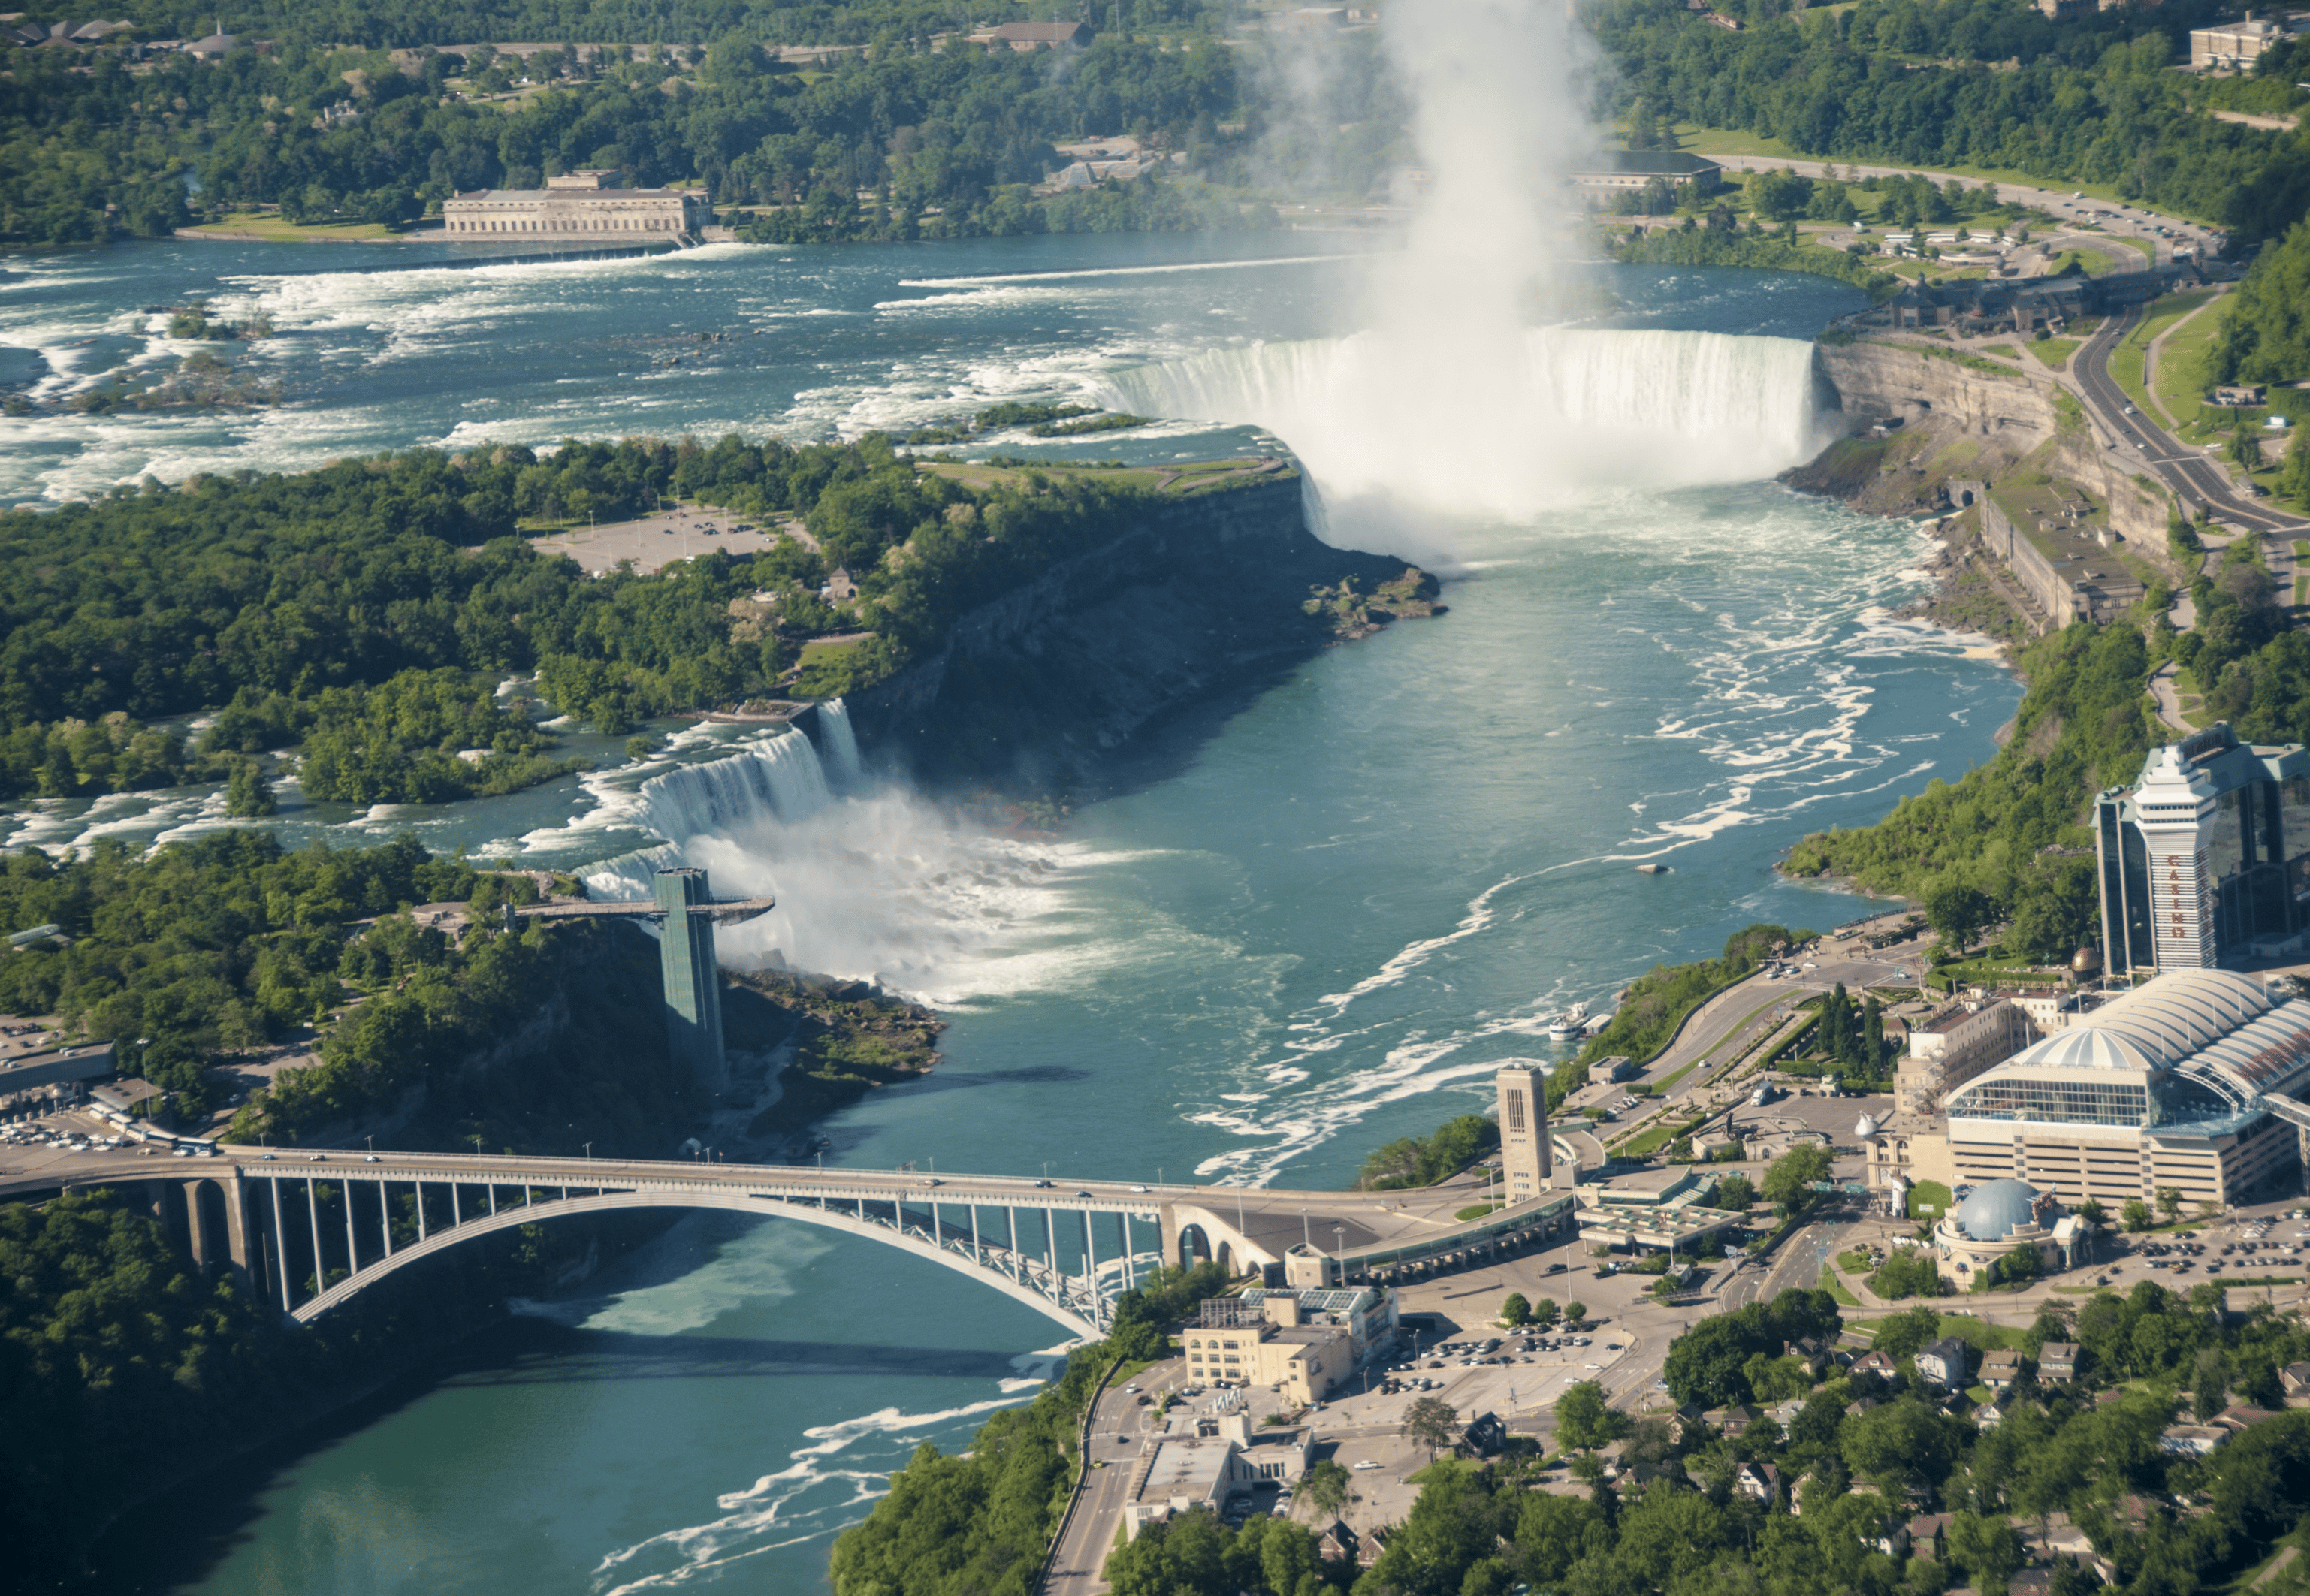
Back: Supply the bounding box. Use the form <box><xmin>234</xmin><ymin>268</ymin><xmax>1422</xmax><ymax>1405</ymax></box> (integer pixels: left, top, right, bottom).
<box><xmin>2</xmin><ymin>231</ymin><xmax>2020</xmax><ymax>1594</ymax></box>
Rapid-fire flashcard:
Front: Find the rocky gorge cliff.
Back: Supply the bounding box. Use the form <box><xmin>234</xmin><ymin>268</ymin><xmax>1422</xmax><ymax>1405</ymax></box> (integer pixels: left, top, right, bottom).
<box><xmin>1789</xmin><ymin>338</ymin><xmax>2188</xmax><ymax>623</ymax></box>
<box><xmin>842</xmin><ymin>473</ymin><xmax>1437</xmax><ymax>794</ymax></box>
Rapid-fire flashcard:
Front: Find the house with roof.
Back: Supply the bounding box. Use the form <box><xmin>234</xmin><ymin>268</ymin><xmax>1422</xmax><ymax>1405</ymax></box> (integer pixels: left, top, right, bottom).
<box><xmin>1732</xmin><ymin>1462</ymin><xmax>1780</xmax><ymax>1505</ymax></box>
<box><xmin>2039</xmin><ymin>1342</ymin><xmax>2080</xmax><ymax>1383</ymax></box>
<box><xmin>1909</xmin><ymin>1513</ymin><xmax>1956</xmax><ymax>1561</ymax></box>
<box><xmin>1915</xmin><ymin>1336</ymin><xmax>1972</xmax><ymax>1391</ymax></box>
<box><xmin>1981</xmin><ymin>1348</ymin><xmax>2024</xmax><ymax>1393</ymax></box>
<box><xmin>2282</xmin><ymin>1362</ymin><xmax>2310</xmax><ymax>1405</ymax></box>
<box><xmin>2158</xmin><ymin>1423</ymin><xmax>2228</xmax><ymax>1458</ymax></box>
<box><xmin>1850</xmin><ymin>1350</ymin><xmax>1900</xmax><ymax>1380</ymax></box>
<box><xmin>1703</xmin><ymin>1402</ymin><xmax>1763</xmax><ymax>1436</ymax></box>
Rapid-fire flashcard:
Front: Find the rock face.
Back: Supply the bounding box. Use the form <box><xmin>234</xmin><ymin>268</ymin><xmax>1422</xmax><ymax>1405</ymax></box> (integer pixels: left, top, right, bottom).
<box><xmin>1813</xmin><ymin>337</ymin><xmax>2062</xmax><ymax>451</ymax></box>
<box><xmin>844</xmin><ymin>476</ymin><xmax>1425</xmax><ymax>792</ymax></box>
<box><xmin>1791</xmin><ymin>337</ymin><xmax>2188</xmax><ymax>621</ymax></box>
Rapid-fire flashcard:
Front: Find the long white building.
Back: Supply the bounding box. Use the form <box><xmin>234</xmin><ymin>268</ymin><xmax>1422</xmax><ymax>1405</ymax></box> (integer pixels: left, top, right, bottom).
<box><xmin>442</xmin><ymin>170</ymin><xmax>709</xmax><ymax>241</ymax></box>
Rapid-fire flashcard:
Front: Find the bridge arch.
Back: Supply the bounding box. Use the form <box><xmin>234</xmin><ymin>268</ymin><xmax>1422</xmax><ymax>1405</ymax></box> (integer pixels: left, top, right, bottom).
<box><xmin>291</xmin><ymin>1187</ymin><xmax>1106</xmax><ymax>1337</ymax></box>
<box><xmin>1177</xmin><ymin>1223</ymin><xmax>1211</xmax><ymax>1267</ymax></box>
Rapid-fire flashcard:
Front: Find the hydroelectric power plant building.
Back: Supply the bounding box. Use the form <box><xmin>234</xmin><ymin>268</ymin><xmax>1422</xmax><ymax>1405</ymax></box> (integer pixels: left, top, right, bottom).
<box><xmin>442</xmin><ymin>170</ymin><xmax>711</xmax><ymax>241</ymax></box>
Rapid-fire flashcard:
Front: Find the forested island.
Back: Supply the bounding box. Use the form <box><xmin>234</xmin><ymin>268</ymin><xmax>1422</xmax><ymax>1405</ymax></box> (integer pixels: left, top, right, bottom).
<box><xmin>0</xmin><ymin>436</ymin><xmax>1338</xmax><ymax>800</ymax></box>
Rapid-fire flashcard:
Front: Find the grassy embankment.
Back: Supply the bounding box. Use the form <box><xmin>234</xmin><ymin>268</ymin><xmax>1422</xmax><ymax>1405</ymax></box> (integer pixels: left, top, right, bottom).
<box><xmin>1665</xmin><ymin>125</ymin><xmax>2214</xmax><ymax>220</ymax></box>
<box><xmin>2109</xmin><ymin>288</ymin><xmax>2221</xmax><ymax>421</ymax></box>
<box><xmin>181</xmin><ymin>210</ymin><xmax>400</xmax><ymax>242</ymax></box>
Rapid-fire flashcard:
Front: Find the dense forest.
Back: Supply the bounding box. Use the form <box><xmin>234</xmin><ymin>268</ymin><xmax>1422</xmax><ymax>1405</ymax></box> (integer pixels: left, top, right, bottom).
<box><xmin>5</xmin><ymin>0</ymin><xmax>1227</xmax><ymax>49</ymax></box>
<box><xmin>2212</xmin><ymin>218</ymin><xmax>2310</xmax><ymax>388</ymax></box>
<box><xmin>1594</xmin><ymin>0</ymin><xmax>2310</xmax><ymax>246</ymax></box>
<box><xmin>0</xmin><ymin>26</ymin><xmax>1264</xmax><ymax>243</ymax></box>
<box><xmin>0</xmin><ymin>435</ymin><xmax>1180</xmax><ymax>801</ymax></box>
<box><xmin>0</xmin><ymin>828</ymin><xmax>705</xmax><ymax>1134</ymax></box>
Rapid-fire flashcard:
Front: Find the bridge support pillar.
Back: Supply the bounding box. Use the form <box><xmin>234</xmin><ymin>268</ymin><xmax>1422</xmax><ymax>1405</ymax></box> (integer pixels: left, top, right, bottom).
<box><xmin>221</xmin><ymin>1174</ymin><xmax>257</xmax><ymax>1284</ymax></box>
<box><xmin>654</xmin><ymin>867</ymin><xmax>728</xmax><ymax>1091</ymax></box>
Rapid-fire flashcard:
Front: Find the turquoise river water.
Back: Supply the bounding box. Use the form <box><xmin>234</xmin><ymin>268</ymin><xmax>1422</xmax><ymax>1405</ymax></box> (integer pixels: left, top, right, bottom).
<box><xmin>0</xmin><ymin>232</ymin><xmax>2016</xmax><ymax>1594</ymax></box>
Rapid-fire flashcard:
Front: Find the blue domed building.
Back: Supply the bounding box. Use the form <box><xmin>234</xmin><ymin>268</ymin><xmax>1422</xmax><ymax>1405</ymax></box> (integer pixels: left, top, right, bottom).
<box><xmin>1932</xmin><ymin>1177</ymin><xmax>2086</xmax><ymax>1281</ymax></box>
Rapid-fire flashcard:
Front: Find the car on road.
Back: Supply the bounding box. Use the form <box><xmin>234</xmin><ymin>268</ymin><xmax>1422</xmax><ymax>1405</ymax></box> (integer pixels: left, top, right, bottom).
<box><xmin>1353</xmin><ymin>1460</ymin><xmax>1382</xmax><ymax>1471</ymax></box>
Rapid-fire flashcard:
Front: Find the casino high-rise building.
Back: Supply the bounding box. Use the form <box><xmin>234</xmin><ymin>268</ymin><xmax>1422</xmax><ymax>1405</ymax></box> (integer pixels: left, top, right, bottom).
<box><xmin>2096</xmin><ymin>725</ymin><xmax>2310</xmax><ymax>977</ymax></box>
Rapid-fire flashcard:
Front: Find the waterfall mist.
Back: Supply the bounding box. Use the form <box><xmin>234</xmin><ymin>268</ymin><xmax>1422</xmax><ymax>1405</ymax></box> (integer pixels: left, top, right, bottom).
<box><xmin>1098</xmin><ymin>0</ymin><xmax>1837</xmax><ymax>529</ymax></box>
<box><xmin>588</xmin><ymin>717</ymin><xmax>1078</xmax><ymax>1006</ymax></box>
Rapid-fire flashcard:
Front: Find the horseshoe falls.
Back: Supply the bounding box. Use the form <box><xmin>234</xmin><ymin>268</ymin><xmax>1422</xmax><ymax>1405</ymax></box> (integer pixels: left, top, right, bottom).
<box><xmin>1094</xmin><ymin>327</ymin><xmax>1840</xmax><ymax>519</ymax></box>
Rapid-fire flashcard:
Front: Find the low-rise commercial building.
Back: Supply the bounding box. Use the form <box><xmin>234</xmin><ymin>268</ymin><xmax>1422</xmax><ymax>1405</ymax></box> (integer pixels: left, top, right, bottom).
<box><xmin>1182</xmin><ymin>1290</ymin><xmax>1374</xmax><ymax>1402</ymax></box>
<box><xmin>2190</xmin><ymin>13</ymin><xmax>2296</xmax><ymax>68</ymax></box>
<box><xmin>1898</xmin><ymin>995</ymin><xmax>2035</xmax><ymax>1115</ymax></box>
<box><xmin>1566</xmin><ymin>152</ymin><xmax>1723</xmax><ymax>197</ymax></box>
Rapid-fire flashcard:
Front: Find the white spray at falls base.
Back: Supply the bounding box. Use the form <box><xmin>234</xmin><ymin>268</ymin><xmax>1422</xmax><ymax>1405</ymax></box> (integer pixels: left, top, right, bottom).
<box><xmin>1095</xmin><ymin>326</ymin><xmax>1837</xmax><ymax>518</ymax></box>
<box><xmin>591</xmin><ymin>724</ymin><xmax>1086</xmax><ymax>1007</ymax></box>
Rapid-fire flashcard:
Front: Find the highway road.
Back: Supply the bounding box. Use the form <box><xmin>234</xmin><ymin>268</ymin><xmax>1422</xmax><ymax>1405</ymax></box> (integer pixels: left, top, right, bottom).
<box><xmin>2074</xmin><ymin>301</ymin><xmax>2307</xmax><ymax>536</ymax></box>
<box><xmin>1046</xmin><ymin>1357</ymin><xmax>1189</xmax><ymax>1596</ymax></box>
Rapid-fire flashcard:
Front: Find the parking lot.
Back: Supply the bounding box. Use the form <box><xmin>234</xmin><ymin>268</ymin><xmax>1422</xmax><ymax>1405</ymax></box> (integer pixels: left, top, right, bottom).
<box><xmin>524</xmin><ymin>507</ymin><xmax>798</xmax><ymax>575</ymax></box>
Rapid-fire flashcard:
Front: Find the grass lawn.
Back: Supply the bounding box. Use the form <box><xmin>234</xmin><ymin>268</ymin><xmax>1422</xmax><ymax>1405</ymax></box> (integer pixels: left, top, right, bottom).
<box><xmin>1850</xmin><ymin>1312</ymin><xmax>2029</xmax><ymax>1350</ymax></box>
<box><xmin>2049</xmin><ymin>248</ymin><xmax>2118</xmax><ymax>277</ymax></box>
<box><xmin>1822</xmin><ymin>1268</ymin><xmax>1863</xmax><ymax>1308</ymax></box>
<box><xmin>1668</xmin><ymin>124</ymin><xmax>1804</xmax><ymax>161</ymax></box>
<box><xmin>1983</xmin><ymin>344</ymin><xmax>2022</xmax><ymax>361</ymax></box>
<box><xmin>1619</xmin><ymin>1125</ymin><xmax>1677</xmax><ymax>1159</ymax></box>
<box><xmin>1909</xmin><ymin>1180</ymin><xmax>1953</xmax><ymax>1220</ymax></box>
<box><xmin>2028</xmin><ymin>337</ymin><xmax>2081</xmax><ymax>369</ymax></box>
<box><xmin>1663</xmin><ymin>131</ymin><xmax>2182</xmax><ymax>216</ymax></box>
<box><xmin>1455</xmin><ymin>1200</ymin><xmax>1508</xmax><ymax>1222</ymax></box>
<box><xmin>2155</xmin><ymin>293</ymin><xmax>2234</xmax><ymax>435</ymax></box>
<box><xmin>2111</xmin><ymin>289</ymin><xmax>2220</xmax><ymax>416</ymax></box>
<box><xmin>186</xmin><ymin>211</ymin><xmax>401</xmax><ymax>242</ymax></box>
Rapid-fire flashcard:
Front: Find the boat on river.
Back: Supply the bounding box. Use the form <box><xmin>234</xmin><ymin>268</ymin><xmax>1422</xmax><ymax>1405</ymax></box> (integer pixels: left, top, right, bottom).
<box><xmin>1547</xmin><ymin>1002</ymin><xmax>1589</xmax><ymax>1042</ymax></box>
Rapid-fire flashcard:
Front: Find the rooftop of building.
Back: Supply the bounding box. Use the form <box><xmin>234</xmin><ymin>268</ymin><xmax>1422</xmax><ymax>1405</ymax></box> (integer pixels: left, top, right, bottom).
<box><xmin>1236</xmin><ymin>1287</ymin><xmax>1382</xmax><ymax>1316</ymax></box>
<box><xmin>1949</xmin><ymin>969</ymin><xmax>2310</xmax><ymax>1125</ymax></box>
<box><xmin>1948</xmin><ymin>1178</ymin><xmax>2054</xmax><ymax>1243</ymax></box>
<box><xmin>1595</xmin><ymin>1166</ymin><xmax>1703</xmax><ymax>1198</ymax></box>
<box><xmin>1572</xmin><ymin>151</ymin><xmax>1723</xmax><ymax>176</ymax></box>
<box><xmin>450</xmin><ymin>186</ymin><xmax>694</xmax><ymax>201</ymax></box>
<box><xmin>1137</xmin><ymin>1435</ymin><xmax>1237</xmax><ymax>1498</ymax></box>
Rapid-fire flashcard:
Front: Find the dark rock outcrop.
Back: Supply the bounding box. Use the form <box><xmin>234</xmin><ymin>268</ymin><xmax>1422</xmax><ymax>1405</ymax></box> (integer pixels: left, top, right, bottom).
<box><xmin>844</xmin><ymin>476</ymin><xmax>1428</xmax><ymax>794</ymax></box>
